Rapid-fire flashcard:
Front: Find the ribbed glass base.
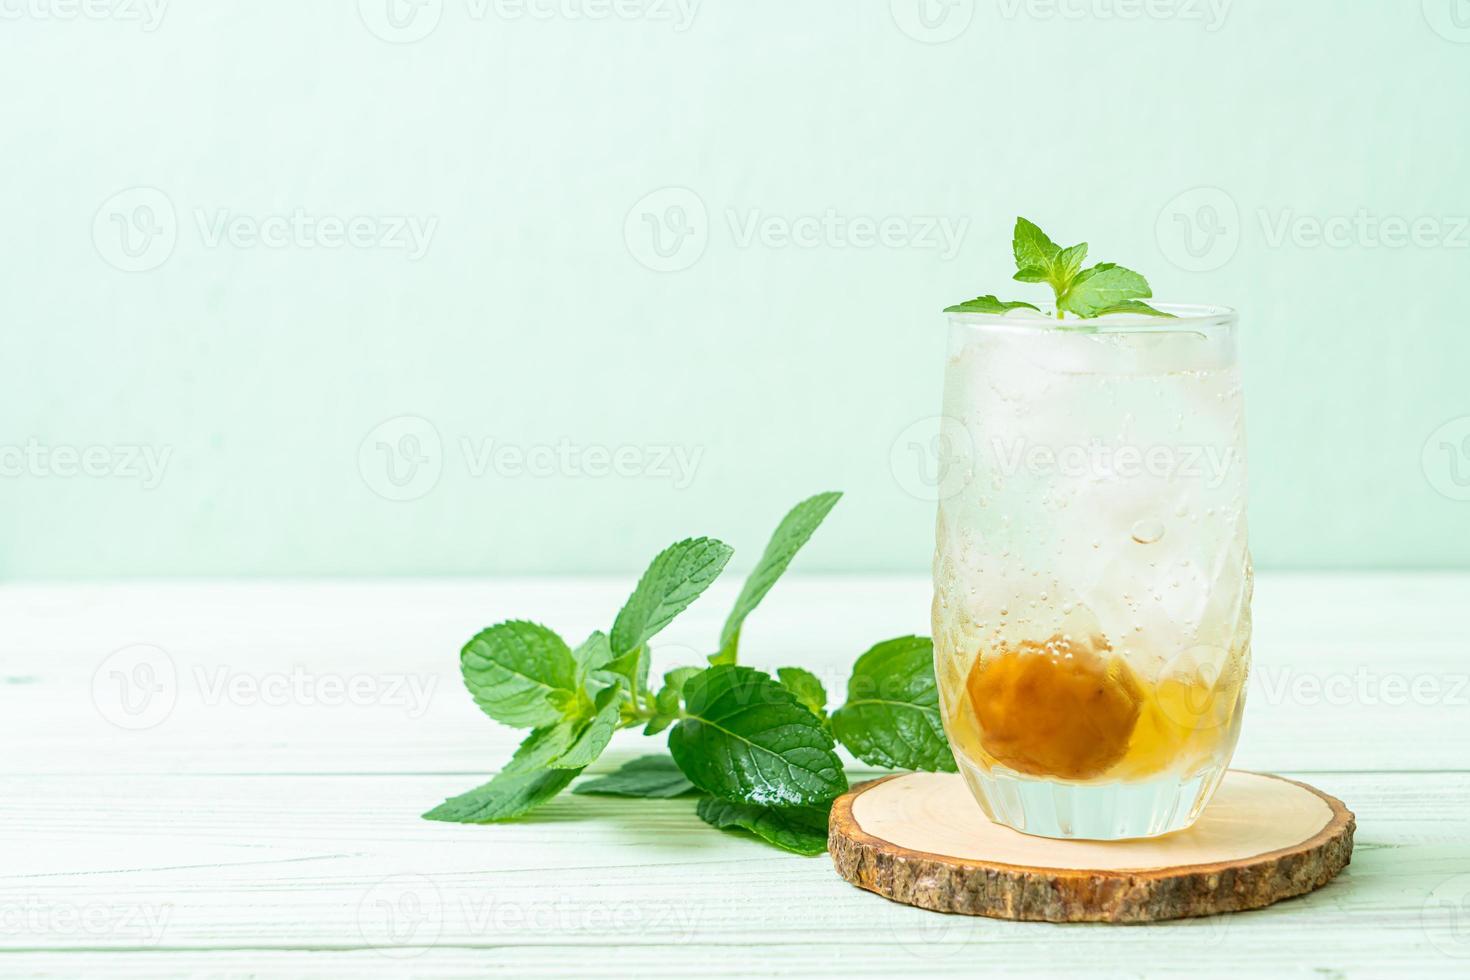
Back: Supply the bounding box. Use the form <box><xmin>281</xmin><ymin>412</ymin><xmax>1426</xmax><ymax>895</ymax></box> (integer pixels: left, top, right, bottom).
<box><xmin>957</xmin><ymin>756</ymin><xmax>1229</xmax><ymax>840</ymax></box>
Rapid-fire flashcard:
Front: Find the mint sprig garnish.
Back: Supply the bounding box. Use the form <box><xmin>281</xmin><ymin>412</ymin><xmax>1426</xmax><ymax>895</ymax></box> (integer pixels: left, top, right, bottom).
<box><xmin>942</xmin><ymin>295</ymin><xmax>1040</xmax><ymax>315</ymax></box>
<box><xmin>944</xmin><ymin>216</ymin><xmax>1172</xmax><ymax>321</ymax></box>
<box><xmin>423</xmin><ymin>492</ymin><xmax>960</xmax><ymax>856</ymax></box>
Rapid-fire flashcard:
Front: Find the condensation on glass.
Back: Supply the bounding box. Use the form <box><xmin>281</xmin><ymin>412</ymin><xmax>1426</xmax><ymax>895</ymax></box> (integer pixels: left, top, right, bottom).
<box><xmin>932</xmin><ymin>305</ymin><xmax>1251</xmax><ymax>840</ymax></box>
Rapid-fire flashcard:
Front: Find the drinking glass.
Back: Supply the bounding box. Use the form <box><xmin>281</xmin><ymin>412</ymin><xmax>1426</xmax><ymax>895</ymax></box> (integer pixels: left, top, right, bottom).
<box><xmin>932</xmin><ymin>304</ymin><xmax>1251</xmax><ymax>840</ymax></box>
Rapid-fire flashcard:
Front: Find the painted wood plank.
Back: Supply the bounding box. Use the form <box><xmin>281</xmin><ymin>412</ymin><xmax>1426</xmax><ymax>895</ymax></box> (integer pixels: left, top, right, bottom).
<box><xmin>2</xmin><ymin>575</ymin><xmax>1467</xmax><ymax>775</ymax></box>
<box><xmin>1</xmin><ymin>771</ymin><xmax>1468</xmax><ymax>972</ymax></box>
<box><xmin>4</xmin><ymin>576</ymin><xmax>1468</xmax><ymax>976</ymax></box>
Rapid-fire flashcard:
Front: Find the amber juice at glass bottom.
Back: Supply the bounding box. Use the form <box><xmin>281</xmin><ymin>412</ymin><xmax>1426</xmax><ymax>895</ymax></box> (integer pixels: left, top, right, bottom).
<box><xmin>932</xmin><ymin>305</ymin><xmax>1251</xmax><ymax>840</ymax></box>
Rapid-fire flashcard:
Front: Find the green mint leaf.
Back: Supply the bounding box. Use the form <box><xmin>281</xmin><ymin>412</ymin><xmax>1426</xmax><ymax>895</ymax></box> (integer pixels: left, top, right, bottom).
<box><xmin>831</xmin><ymin>636</ymin><xmax>957</xmax><ymax>772</ymax></box>
<box><xmin>644</xmin><ymin>666</ymin><xmax>701</xmax><ymax>735</ymax></box>
<box><xmin>713</xmin><ymin>492</ymin><xmax>842</xmax><ymax>665</ymax></box>
<box><xmin>422</xmin><ymin>767</ymin><xmax>579</xmax><ymax>823</ymax></box>
<box><xmin>573</xmin><ymin>630</ymin><xmax>613</xmax><ymax>678</ymax></box>
<box><xmin>776</xmin><ymin>667</ymin><xmax>827</xmax><ymax>721</ymax></box>
<box><xmin>1054</xmin><ymin>241</ymin><xmax>1089</xmax><ymax>284</ymax></box>
<box><xmin>572</xmin><ymin>631</ymin><xmax>615</xmax><ymax>709</ymax></box>
<box><xmin>573</xmin><ymin>755</ymin><xmax>697</xmax><ymax>798</ymax></box>
<box><xmin>460</xmin><ymin>621</ymin><xmax>579</xmax><ymax>729</ymax></box>
<box><xmin>708</xmin><ymin>632</ymin><xmax>739</xmax><ymax>667</ymax></box>
<box><xmin>504</xmin><ymin>718</ymin><xmax>580</xmax><ymax>773</ymax></box>
<box><xmin>669</xmin><ymin>665</ymin><xmax>847</xmax><ymax>807</ymax></box>
<box><xmin>552</xmin><ymin>680</ymin><xmax>625</xmax><ymax>770</ymax></box>
<box><xmin>1011</xmin><ymin>220</ymin><xmax>1090</xmax><ymax>308</ymax></box>
<box><xmin>1060</xmin><ymin>263</ymin><xmax>1153</xmax><ymax>318</ymax></box>
<box><xmin>601</xmin><ymin>645</ymin><xmax>650</xmax><ymax>701</ymax></box>
<box><xmin>951</xmin><ymin>219</ymin><xmax>1169</xmax><ymax>321</ymax></box>
<box><xmin>1091</xmin><ymin>300</ymin><xmax>1174</xmax><ymax>318</ymax></box>
<box><xmin>611</xmin><ymin>537</ymin><xmax>733</xmax><ymax>656</ymax></box>
<box><xmin>942</xmin><ymin>295</ymin><xmax>1041</xmax><ymax>315</ymax></box>
<box><xmin>695</xmin><ymin>797</ymin><xmax>829</xmax><ymax>856</ymax></box>
<box><xmin>422</xmin><ymin>725</ymin><xmax>581</xmax><ymax>822</ymax></box>
<box><xmin>1012</xmin><ymin>217</ymin><xmax>1060</xmax><ymax>276</ymax></box>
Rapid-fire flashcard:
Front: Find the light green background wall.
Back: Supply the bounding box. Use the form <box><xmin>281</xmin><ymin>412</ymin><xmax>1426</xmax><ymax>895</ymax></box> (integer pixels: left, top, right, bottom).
<box><xmin>2</xmin><ymin>1</ymin><xmax>1468</xmax><ymax>578</ymax></box>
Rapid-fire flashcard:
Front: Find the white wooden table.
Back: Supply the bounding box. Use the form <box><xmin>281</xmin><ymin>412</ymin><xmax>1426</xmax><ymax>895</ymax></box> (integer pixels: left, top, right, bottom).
<box><xmin>4</xmin><ymin>574</ymin><xmax>1468</xmax><ymax>977</ymax></box>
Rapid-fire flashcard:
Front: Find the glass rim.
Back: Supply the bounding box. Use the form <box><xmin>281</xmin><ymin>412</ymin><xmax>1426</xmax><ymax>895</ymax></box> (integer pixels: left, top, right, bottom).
<box><xmin>946</xmin><ymin>302</ymin><xmax>1237</xmax><ymax>336</ymax></box>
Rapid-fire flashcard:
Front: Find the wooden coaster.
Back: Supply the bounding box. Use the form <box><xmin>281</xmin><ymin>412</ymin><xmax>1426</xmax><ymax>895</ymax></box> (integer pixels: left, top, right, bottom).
<box><xmin>829</xmin><ymin>770</ymin><xmax>1354</xmax><ymax>923</ymax></box>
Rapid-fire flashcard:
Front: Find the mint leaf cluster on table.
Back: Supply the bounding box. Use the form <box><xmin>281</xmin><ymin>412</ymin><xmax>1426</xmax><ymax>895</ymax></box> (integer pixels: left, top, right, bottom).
<box><xmin>422</xmin><ymin>492</ymin><xmax>957</xmax><ymax>856</ymax></box>
<box><xmin>945</xmin><ymin>216</ymin><xmax>1172</xmax><ymax>321</ymax></box>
